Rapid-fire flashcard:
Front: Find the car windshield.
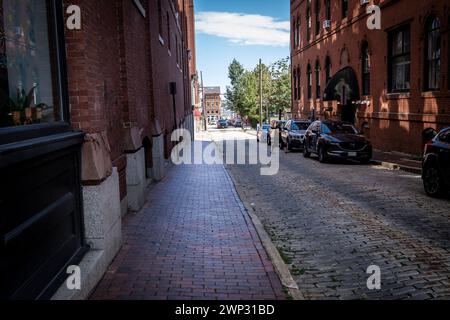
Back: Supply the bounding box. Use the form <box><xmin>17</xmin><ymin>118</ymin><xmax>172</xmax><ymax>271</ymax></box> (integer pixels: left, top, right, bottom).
<box><xmin>322</xmin><ymin>122</ymin><xmax>358</xmax><ymax>134</ymax></box>
<box><xmin>292</xmin><ymin>122</ymin><xmax>309</xmax><ymax>130</ymax></box>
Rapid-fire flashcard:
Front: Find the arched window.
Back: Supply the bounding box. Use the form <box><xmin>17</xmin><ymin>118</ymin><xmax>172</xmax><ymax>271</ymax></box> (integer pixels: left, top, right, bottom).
<box><xmin>361</xmin><ymin>42</ymin><xmax>371</xmax><ymax>95</ymax></box>
<box><xmin>297</xmin><ymin>67</ymin><xmax>301</xmax><ymax>100</ymax></box>
<box><xmin>307</xmin><ymin>64</ymin><xmax>312</xmax><ymax>99</ymax></box>
<box><xmin>315</xmin><ymin>60</ymin><xmax>321</xmax><ymax>99</ymax></box>
<box><xmin>306</xmin><ymin>4</ymin><xmax>311</xmax><ymax>42</ymax></box>
<box><xmin>315</xmin><ymin>0</ymin><xmax>321</xmax><ymax>36</ymax></box>
<box><xmin>342</xmin><ymin>0</ymin><xmax>348</xmax><ymax>19</ymax></box>
<box><xmin>424</xmin><ymin>16</ymin><xmax>441</xmax><ymax>91</ymax></box>
<box><xmin>325</xmin><ymin>56</ymin><xmax>332</xmax><ymax>85</ymax></box>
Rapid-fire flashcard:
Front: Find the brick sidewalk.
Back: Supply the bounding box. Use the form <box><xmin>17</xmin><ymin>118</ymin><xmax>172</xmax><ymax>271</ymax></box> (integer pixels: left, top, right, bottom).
<box><xmin>90</xmin><ymin>163</ymin><xmax>285</xmax><ymax>300</ymax></box>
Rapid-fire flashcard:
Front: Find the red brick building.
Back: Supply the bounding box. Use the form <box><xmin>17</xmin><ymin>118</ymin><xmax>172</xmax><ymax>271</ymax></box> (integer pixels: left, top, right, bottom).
<box><xmin>0</xmin><ymin>0</ymin><xmax>196</xmax><ymax>299</ymax></box>
<box><xmin>204</xmin><ymin>86</ymin><xmax>222</xmax><ymax>123</ymax></box>
<box><xmin>291</xmin><ymin>0</ymin><xmax>450</xmax><ymax>155</ymax></box>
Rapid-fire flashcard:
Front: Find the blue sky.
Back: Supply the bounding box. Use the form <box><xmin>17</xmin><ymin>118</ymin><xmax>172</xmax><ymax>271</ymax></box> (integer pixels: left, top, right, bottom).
<box><xmin>194</xmin><ymin>0</ymin><xmax>290</xmax><ymax>95</ymax></box>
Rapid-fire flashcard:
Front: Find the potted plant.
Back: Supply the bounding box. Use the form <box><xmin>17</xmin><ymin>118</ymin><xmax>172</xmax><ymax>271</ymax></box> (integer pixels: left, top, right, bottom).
<box><xmin>5</xmin><ymin>86</ymin><xmax>47</xmax><ymax>125</ymax></box>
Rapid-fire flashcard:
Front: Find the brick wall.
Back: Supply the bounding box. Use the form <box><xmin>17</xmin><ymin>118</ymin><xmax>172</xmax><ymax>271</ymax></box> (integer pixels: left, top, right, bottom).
<box><xmin>291</xmin><ymin>0</ymin><xmax>450</xmax><ymax>155</ymax></box>
<box><xmin>65</xmin><ymin>0</ymin><xmax>195</xmax><ymax>197</ymax></box>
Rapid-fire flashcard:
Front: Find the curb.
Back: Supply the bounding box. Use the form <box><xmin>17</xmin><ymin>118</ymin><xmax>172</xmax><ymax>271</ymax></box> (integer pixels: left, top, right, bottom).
<box><xmin>224</xmin><ymin>167</ymin><xmax>305</xmax><ymax>301</ymax></box>
<box><xmin>371</xmin><ymin>160</ymin><xmax>422</xmax><ymax>175</ymax></box>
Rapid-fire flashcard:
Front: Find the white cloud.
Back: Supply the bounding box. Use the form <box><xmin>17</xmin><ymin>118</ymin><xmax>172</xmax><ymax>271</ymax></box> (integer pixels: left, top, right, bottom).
<box><xmin>195</xmin><ymin>11</ymin><xmax>290</xmax><ymax>47</ymax></box>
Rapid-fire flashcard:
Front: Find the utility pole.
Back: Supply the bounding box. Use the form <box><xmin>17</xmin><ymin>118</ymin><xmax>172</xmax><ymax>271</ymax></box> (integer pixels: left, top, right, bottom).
<box><xmin>259</xmin><ymin>58</ymin><xmax>263</xmax><ymax>128</ymax></box>
<box><xmin>200</xmin><ymin>71</ymin><xmax>206</xmax><ymax>131</ymax></box>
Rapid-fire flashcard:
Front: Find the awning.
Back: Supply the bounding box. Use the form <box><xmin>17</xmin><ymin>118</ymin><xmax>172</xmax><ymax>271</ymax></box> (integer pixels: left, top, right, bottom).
<box><xmin>323</xmin><ymin>67</ymin><xmax>360</xmax><ymax>103</ymax></box>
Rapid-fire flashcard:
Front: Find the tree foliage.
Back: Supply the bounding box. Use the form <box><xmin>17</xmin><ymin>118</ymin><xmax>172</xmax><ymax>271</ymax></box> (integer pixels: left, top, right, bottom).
<box><xmin>225</xmin><ymin>57</ymin><xmax>291</xmax><ymax>126</ymax></box>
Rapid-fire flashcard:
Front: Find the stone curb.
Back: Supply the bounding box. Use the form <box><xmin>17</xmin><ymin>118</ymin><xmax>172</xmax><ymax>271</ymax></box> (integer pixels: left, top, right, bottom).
<box><xmin>224</xmin><ymin>166</ymin><xmax>305</xmax><ymax>301</ymax></box>
<box><xmin>371</xmin><ymin>159</ymin><xmax>422</xmax><ymax>175</ymax></box>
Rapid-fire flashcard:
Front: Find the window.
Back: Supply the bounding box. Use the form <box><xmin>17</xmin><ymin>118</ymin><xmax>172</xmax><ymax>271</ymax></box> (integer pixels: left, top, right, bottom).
<box><xmin>297</xmin><ymin>67</ymin><xmax>301</xmax><ymax>100</ymax></box>
<box><xmin>342</xmin><ymin>0</ymin><xmax>348</xmax><ymax>19</ymax></box>
<box><xmin>388</xmin><ymin>25</ymin><xmax>411</xmax><ymax>92</ymax></box>
<box><xmin>307</xmin><ymin>64</ymin><xmax>312</xmax><ymax>99</ymax></box>
<box><xmin>361</xmin><ymin>42</ymin><xmax>371</xmax><ymax>95</ymax></box>
<box><xmin>157</xmin><ymin>0</ymin><xmax>163</xmax><ymax>36</ymax></box>
<box><xmin>325</xmin><ymin>0</ymin><xmax>331</xmax><ymax>21</ymax></box>
<box><xmin>306</xmin><ymin>4</ymin><xmax>311</xmax><ymax>42</ymax></box>
<box><xmin>293</xmin><ymin>16</ymin><xmax>300</xmax><ymax>48</ymax></box>
<box><xmin>167</xmin><ymin>12</ymin><xmax>171</xmax><ymax>51</ymax></box>
<box><xmin>315</xmin><ymin>61</ymin><xmax>321</xmax><ymax>99</ymax></box>
<box><xmin>293</xmin><ymin>69</ymin><xmax>298</xmax><ymax>100</ymax></box>
<box><xmin>325</xmin><ymin>56</ymin><xmax>332</xmax><ymax>84</ymax></box>
<box><xmin>315</xmin><ymin>0</ymin><xmax>320</xmax><ymax>36</ymax></box>
<box><xmin>424</xmin><ymin>17</ymin><xmax>441</xmax><ymax>91</ymax></box>
<box><xmin>0</xmin><ymin>0</ymin><xmax>66</xmax><ymax>128</ymax></box>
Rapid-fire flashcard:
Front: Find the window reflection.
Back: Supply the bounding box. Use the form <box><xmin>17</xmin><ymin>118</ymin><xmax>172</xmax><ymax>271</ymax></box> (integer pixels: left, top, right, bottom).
<box><xmin>0</xmin><ymin>0</ymin><xmax>61</xmax><ymax>128</ymax></box>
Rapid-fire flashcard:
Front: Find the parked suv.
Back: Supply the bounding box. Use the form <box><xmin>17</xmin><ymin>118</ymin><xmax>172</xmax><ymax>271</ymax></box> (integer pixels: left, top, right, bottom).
<box><xmin>280</xmin><ymin>120</ymin><xmax>311</xmax><ymax>151</ymax></box>
<box><xmin>303</xmin><ymin>120</ymin><xmax>372</xmax><ymax>163</ymax></box>
<box><xmin>217</xmin><ymin>119</ymin><xmax>228</xmax><ymax>129</ymax></box>
<box><xmin>422</xmin><ymin>127</ymin><xmax>450</xmax><ymax>197</ymax></box>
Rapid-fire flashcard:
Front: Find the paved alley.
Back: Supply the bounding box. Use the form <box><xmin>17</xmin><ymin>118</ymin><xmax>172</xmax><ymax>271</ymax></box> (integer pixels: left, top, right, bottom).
<box><xmin>90</xmin><ymin>158</ymin><xmax>284</xmax><ymax>300</ymax></box>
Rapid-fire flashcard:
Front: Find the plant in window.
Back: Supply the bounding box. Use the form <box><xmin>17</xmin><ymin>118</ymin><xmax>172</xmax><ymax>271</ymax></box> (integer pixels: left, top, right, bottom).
<box><xmin>1</xmin><ymin>86</ymin><xmax>47</xmax><ymax>126</ymax></box>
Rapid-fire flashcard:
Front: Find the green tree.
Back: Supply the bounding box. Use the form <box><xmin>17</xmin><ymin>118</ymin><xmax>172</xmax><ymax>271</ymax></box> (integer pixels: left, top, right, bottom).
<box><xmin>225</xmin><ymin>59</ymin><xmax>245</xmax><ymax>115</ymax></box>
<box><xmin>225</xmin><ymin>57</ymin><xmax>291</xmax><ymax>127</ymax></box>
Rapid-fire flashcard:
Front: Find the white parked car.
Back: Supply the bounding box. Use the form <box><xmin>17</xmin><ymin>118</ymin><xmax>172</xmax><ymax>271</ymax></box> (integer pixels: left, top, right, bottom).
<box><xmin>257</xmin><ymin>123</ymin><xmax>271</xmax><ymax>143</ymax></box>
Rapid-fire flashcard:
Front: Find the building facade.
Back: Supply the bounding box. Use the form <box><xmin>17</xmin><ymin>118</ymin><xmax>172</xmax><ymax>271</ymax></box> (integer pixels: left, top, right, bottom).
<box><xmin>0</xmin><ymin>0</ymin><xmax>196</xmax><ymax>300</ymax></box>
<box><xmin>204</xmin><ymin>86</ymin><xmax>221</xmax><ymax>122</ymax></box>
<box><xmin>291</xmin><ymin>0</ymin><xmax>450</xmax><ymax>155</ymax></box>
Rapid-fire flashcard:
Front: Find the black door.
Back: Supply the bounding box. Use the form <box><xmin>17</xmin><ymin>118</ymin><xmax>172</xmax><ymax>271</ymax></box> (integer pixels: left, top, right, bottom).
<box><xmin>341</xmin><ymin>105</ymin><xmax>357</xmax><ymax>124</ymax></box>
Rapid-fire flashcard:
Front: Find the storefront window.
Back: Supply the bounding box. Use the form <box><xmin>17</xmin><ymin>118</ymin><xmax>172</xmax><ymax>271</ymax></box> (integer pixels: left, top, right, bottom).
<box><xmin>0</xmin><ymin>0</ymin><xmax>62</xmax><ymax>128</ymax></box>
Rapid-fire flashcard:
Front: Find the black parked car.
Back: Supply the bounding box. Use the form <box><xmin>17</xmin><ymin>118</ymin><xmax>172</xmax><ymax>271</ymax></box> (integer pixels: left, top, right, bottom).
<box><xmin>422</xmin><ymin>127</ymin><xmax>450</xmax><ymax>197</ymax></box>
<box><xmin>280</xmin><ymin>120</ymin><xmax>311</xmax><ymax>151</ymax></box>
<box><xmin>303</xmin><ymin>120</ymin><xmax>372</xmax><ymax>163</ymax></box>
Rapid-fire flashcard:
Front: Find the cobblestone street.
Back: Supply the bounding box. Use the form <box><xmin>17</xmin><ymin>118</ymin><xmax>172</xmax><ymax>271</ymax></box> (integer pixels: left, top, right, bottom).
<box><xmin>220</xmin><ymin>129</ymin><xmax>450</xmax><ymax>300</ymax></box>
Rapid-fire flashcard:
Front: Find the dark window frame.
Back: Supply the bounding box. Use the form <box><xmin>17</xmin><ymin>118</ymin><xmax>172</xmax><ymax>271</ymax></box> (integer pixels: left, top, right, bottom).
<box><xmin>297</xmin><ymin>67</ymin><xmax>301</xmax><ymax>100</ymax></box>
<box><xmin>306</xmin><ymin>4</ymin><xmax>311</xmax><ymax>42</ymax></box>
<box><xmin>424</xmin><ymin>16</ymin><xmax>441</xmax><ymax>91</ymax></box>
<box><xmin>342</xmin><ymin>0</ymin><xmax>348</xmax><ymax>19</ymax></box>
<box><xmin>325</xmin><ymin>0</ymin><xmax>331</xmax><ymax>21</ymax></box>
<box><xmin>307</xmin><ymin>64</ymin><xmax>312</xmax><ymax>100</ymax></box>
<box><xmin>315</xmin><ymin>60</ymin><xmax>321</xmax><ymax>99</ymax></box>
<box><xmin>293</xmin><ymin>69</ymin><xmax>298</xmax><ymax>100</ymax></box>
<box><xmin>388</xmin><ymin>24</ymin><xmax>411</xmax><ymax>93</ymax></box>
<box><xmin>325</xmin><ymin>56</ymin><xmax>332</xmax><ymax>85</ymax></box>
<box><xmin>0</xmin><ymin>0</ymin><xmax>70</xmax><ymax>145</ymax></box>
<box><xmin>361</xmin><ymin>42</ymin><xmax>371</xmax><ymax>95</ymax></box>
<box><xmin>315</xmin><ymin>0</ymin><xmax>321</xmax><ymax>36</ymax></box>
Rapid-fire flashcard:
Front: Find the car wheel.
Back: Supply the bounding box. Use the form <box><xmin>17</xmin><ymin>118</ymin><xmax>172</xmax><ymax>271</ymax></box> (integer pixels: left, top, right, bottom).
<box><xmin>318</xmin><ymin>146</ymin><xmax>327</xmax><ymax>163</ymax></box>
<box><xmin>303</xmin><ymin>145</ymin><xmax>311</xmax><ymax>158</ymax></box>
<box><xmin>423</xmin><ymin>165</ymin><xmax>446</xmax><ymax>197</ymax></box>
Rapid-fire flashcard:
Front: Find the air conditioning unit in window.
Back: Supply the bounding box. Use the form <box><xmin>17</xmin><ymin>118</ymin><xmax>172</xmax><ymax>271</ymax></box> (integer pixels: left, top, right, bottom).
<box><xmin>360</xmin><ymin>0</ymin><xmax>370</xmax><ymax>5</ymax></box>
<box><xmin>323</xmin><ymin>20</ymin><xmax>331</xmax><ymax>29</ymax></box>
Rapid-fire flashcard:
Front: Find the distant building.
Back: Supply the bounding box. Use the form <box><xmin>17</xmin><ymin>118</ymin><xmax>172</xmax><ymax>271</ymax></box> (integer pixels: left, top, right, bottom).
<box><xmin>291</xmin><ymin>0</ymin><xmax>450</xmax><ymax>155</ymax></box>
<box><xmin>204</xmin><ymin>87</ymin><xmax>221</xmax><ymax>122</ymax></box>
